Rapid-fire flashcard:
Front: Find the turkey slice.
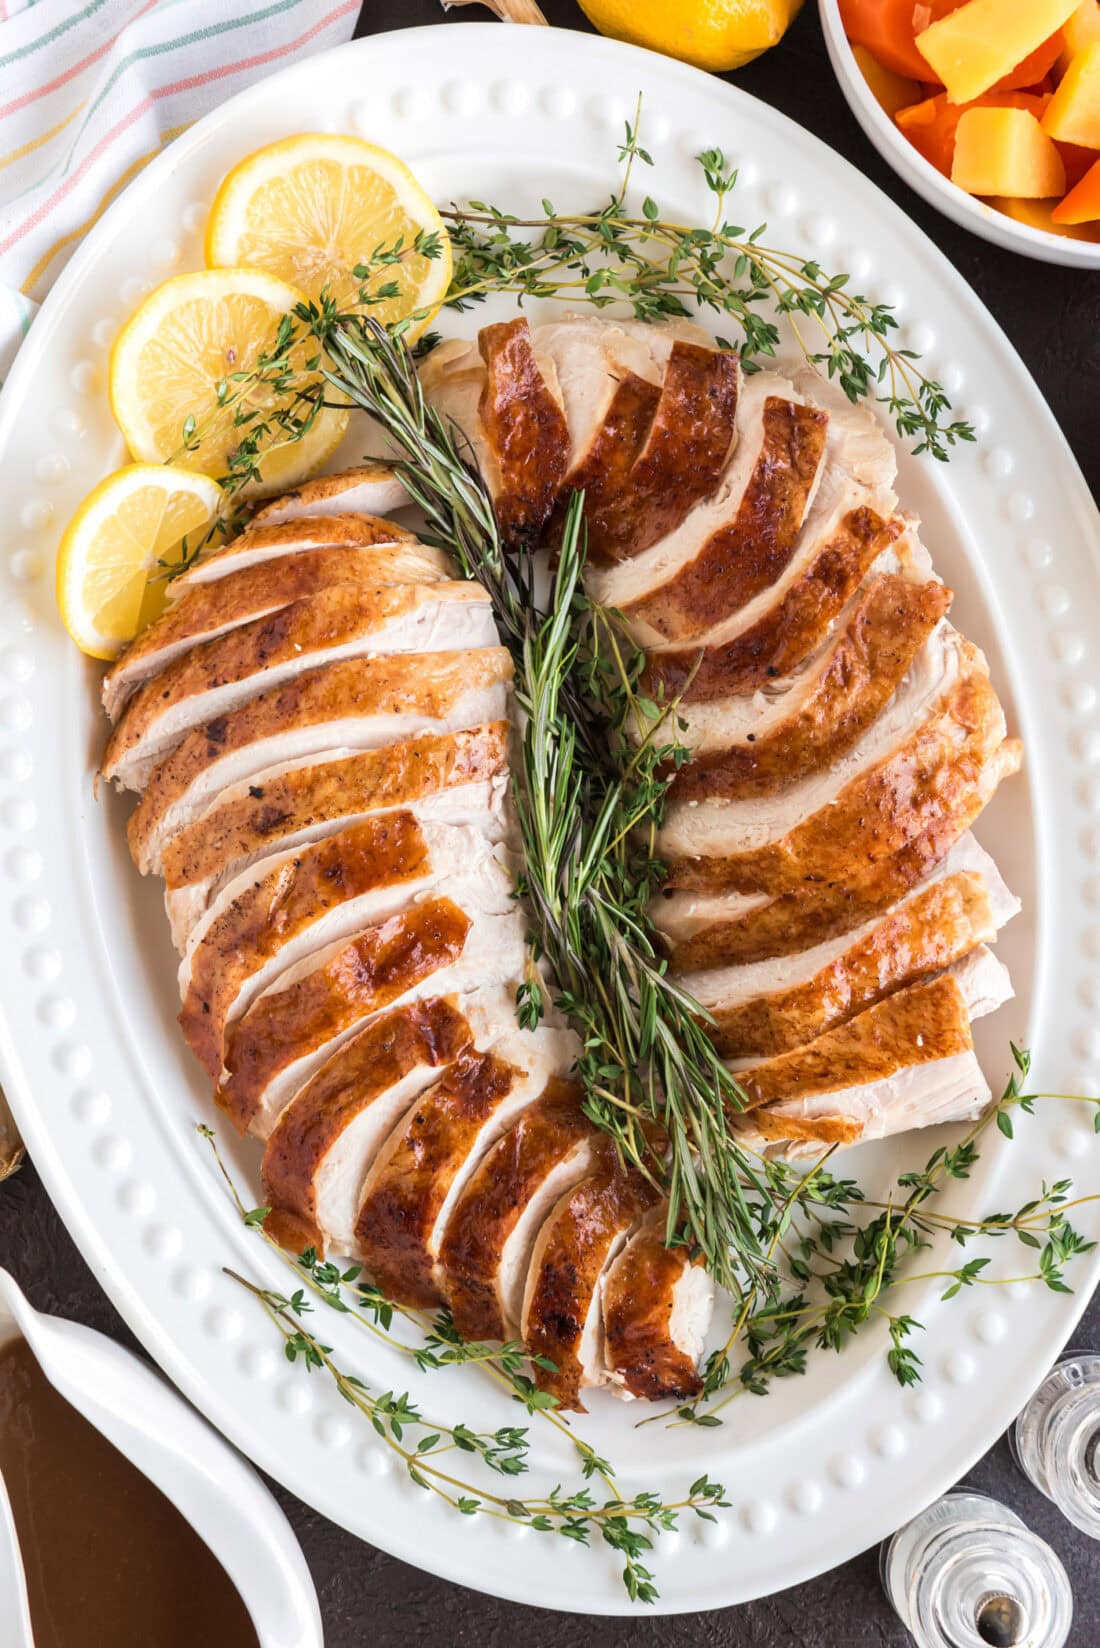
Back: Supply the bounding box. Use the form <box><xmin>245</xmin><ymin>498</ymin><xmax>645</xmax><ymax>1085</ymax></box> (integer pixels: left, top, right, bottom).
<box><xmin>685</xmin><ymin>860</ymin><xmax>1018</xmax><ymax>1060</ymax></box>
<box><xmin>249</xmin><ymin>464</ymin><xmax>411</xmax><ymax>526</ymax></box>
<box><xmin>730</xmin><ymin>967</ymin><xmax>1008</xmax><ymax>1156</ymax></box>
<box><xmin>262</xmin><ymin>995</ymin><xmax>476</xmax><ymax>1257</ymax></box>
<box><xmin>355</xmin><ymin>1018</ymin><xmax>579</xmax><ymax>1306</ymax></box>
<box><xmin>668</xmin><ymin>574</ymin><xmax>951</xmax><ymax>802</ymax></box>
<box><xmin>541</xmin><ymin>332</ymin><xmax>739</xmax><ymax>563</ymax></box>
<box><xmin>162</xmin><ymin>727</ymin><xmax>510</xmax><ymax>949</ymax></box>
<box><xmin>521</xmin><ymin>1150</ymin><xmax>659</xmax><ymax>1411</ymax></box>
<box><xmin>171</xmin><ymin>512</ymin><xmax>415</xmax><ymax>590</ymax></box>
<box><xmin>178</xmin><ymin>816</ymin><xmax>503</xmax><ymax>1079</ymax></box>
<box><xmin>616</xmin><ymin>389</ymin><xmax>828</xmax><ymax>642</ymax></box>
<box><xmin>217</xmin><ymin>869</ymin><xmax>525</xmax><ymax>1139</ymax></box>
<box><xmin>656</xmin><ymin>831</ymin><xmax>1016</xmax><ymax>974</ymax></box>
<box><xmin>102</xmin><ymin>581</ymin><xmax>498</xmax><ymax>791</ymax></box>
<box><xmin>128</xmin><ymin>648</ymin><xmax>512</xmax><ymax>875</ymax></box>
<box><xmin>439</xmin><ymin>1080</ymin><xmax>597</xmax><ymax>1342</ymax></box>
<box><xmin>602</xmin><ymin>1203</ymin><xmax>714</xmax><ymax>1402</ymax></box>
<box><xmin>659</xmin><ymin>634</ymin><xmax>1020</xmax><ymax>895</ymax></box>
<box><xmin>102</xmin><ymin>542</ymin><xmax>454</xmax><ymax>717</ymax></box>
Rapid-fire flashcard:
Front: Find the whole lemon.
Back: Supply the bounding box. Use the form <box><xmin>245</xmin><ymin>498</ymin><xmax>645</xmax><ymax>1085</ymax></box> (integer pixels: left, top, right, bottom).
<box><xmin>575</xmin><ymin>0</ymin><xmax>804</xmax><ymax>73</ymax></box>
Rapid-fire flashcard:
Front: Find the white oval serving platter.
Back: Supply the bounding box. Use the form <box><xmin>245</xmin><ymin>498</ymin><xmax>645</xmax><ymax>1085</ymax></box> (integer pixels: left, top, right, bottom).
<box><xmin>0</xmin><ymin>22</ymin><xmax>1099</xmax><ymax>1617</ymax></box>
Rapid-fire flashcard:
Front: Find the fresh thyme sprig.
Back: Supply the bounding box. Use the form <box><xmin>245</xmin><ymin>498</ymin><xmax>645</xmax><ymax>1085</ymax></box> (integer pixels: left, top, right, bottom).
<box><xmin>200</xmin><ymin>1126</ymin><xmax>727</xmax><ymax>1605</ymax></box>
<box><xmin>441</xmin><ymin>110</ymin><xmax>975</xmax><ymax>462</ymax></box>
<box><xmin>669</xmin><ymin>1047</ymin><xmax>1099</xmax><ymax>1426</ymax></box>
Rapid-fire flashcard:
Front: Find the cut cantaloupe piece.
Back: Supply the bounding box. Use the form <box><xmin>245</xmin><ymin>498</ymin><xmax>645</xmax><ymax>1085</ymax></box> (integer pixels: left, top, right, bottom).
<box><xmin>916</xmin><ymin>0</ymin><xmax>1079</xmax><ymax>103</ymax></box>
<box><xmin>997</xmin><ymin>192</ymin><xmax>1100</xmax><ymax>238</ymax></box>
<box><xmin>952</xmin><ymin>106</ymin><xmax>1067</xmax><ymax>195</ymax></box>
<box><xmin>1058</xmin><ymin>2</ymin><xmax>1100</xmax><ymax>76</ymax></box>
<box><xmin>1052</xmin><ymin>154</ymin><xmax>1100</xmax><ymax>220</ymax></box>
<box><xmin>897</xmin><ymin>90</ymin><xmax>1049</xmax><ymax>175</ymax></box>
<box><xmin>1042</xmin><ymin>43</ymin><xmax>1100</xmax><ymax>146</ymax></box>
<box><xmin>853</xmin><ymin>44</ymin><xmax>922</xmax><ymax>115</ymax></box>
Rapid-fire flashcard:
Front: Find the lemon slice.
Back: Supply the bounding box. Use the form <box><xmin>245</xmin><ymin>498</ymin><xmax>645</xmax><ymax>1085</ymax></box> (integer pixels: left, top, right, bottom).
<box><xmin>56</xmin><ymin>464</ymin><xmax>223</xmax><ymax>659</ymax></box>
<box><xmin>109</xmin><ymin>268</ymin><xmax>348</xmax><ymax>496</ymax></box>
<box><xmin>204</xmin><ymin>133</ymin><xmax>452</xmax><ymax>330</ymax></box>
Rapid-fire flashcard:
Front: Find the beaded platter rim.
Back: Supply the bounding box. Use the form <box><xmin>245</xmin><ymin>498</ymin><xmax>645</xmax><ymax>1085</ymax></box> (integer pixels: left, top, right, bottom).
<box><xmin>1</xmin><ymin>24</ymin><xmax>1099</xmax><ymax>1614</ymax></box>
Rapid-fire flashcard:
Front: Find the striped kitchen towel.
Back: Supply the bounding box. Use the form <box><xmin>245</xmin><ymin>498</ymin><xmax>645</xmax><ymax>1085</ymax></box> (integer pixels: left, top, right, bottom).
<box><xmin>0</xmin><ymin>0</ymin><xmax>360</xmax><ymax>378</ymax></box>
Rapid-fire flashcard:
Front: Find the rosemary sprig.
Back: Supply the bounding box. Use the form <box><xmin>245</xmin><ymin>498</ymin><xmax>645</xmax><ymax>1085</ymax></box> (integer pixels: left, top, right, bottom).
<box><xmin>317</xmin><ymin>315</ymin><xmax>779</xmax><ymax>1297</ymax></box>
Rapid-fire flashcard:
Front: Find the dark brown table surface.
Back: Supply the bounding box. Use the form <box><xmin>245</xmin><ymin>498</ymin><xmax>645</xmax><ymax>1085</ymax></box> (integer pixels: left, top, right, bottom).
<box><xmin>2</xmin><ymin>3</ymin><xmax>1098</xmax><ymax>1643</ymax></box>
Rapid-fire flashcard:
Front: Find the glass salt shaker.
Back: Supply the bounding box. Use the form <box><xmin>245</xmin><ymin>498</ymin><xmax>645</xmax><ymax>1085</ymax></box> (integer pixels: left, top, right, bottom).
<box><xmin>1012</xmin><ymin>1351</ymin><xmax>1100</xmax><ymax>1539</ymax></box>
<box><xmin>880</xmin><ymin>1489</ymin><xmax>1073</xmax><ymax>1648</ymax></box>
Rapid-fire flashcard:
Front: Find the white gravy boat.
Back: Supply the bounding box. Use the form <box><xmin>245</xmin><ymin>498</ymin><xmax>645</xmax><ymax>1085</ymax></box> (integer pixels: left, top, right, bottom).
<box><xmin>0</xmin><ymin>1268</ymin><xmax>321</xmax><ymax>1648</ymax></box>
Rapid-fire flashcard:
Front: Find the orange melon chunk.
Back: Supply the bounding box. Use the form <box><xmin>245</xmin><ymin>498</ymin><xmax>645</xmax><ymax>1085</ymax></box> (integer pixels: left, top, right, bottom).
<box><xmin>951</xmin><ymin>106</ymin><xmax>1067</xmax><ymax>195</ymax></box>
<box><xmin>916</xmin><ymin>0</ymin><xmax>1079</xmax><ymax>103</ymax></box>
<box><xmin>1042</xmin><ymin>43</ymin><xmax>1100</xmax><ymax>146</ymax></box>
<box><xmin>1052</xmin><ymin>155</ymin><xmax>1100</xmax><ymax>220</ymax></box>
<box><xmin>853</xmin><ymin>44</ymin><xmax>922</xmax><ymax>115</ymax></box>
<box><xmin>1058</xmin><ymin>2</ymin><xmax>1100</xmax><ymax>75</ymax></box>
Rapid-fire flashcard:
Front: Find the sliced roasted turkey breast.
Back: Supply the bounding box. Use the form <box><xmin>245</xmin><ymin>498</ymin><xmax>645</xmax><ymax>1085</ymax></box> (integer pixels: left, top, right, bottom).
<box><xmin>659</xmin><ymin>636</ymin><xmax>1021</xmax><ymax>895</ymax></box>
<box><xmin>355</xmin><ymin>1019</ymin><xmax>579</xmax><ymax>1307</ymax></box>
<box><xmin>128</xmin><ymin>649</ymin><xmax>512</xmax><ymax>874</ymax></box>
<box><xmin>102</xmin><ymin>542</ymin><xmax>454</xmax><ymax>717</ymax></box>
<box><xmin>730</xmin><ymin>968</ymin><xmax>1006</xmax><ymax>1155</ymax></box>
<box><xmin>438</xmin><ymin>1079</ymin><xmax>597</xmax><ymax>1342</ymax></box>
<box><xmin>668</xmin><ymin>575</ymin><xmax>952</xmax><ymax>802</ymax></box>
<box><xmin>521</xmin><ymin>1151</ymin><xmax>659</xmax><ymax>1411</ymax></box>
<box><xmin>687</xmin><ymin>862</ymin><xmax>1017</xmax><ymax>1060</ymax></box>
<box><xmin>619</xmin><ymin>397</ymin><xmax>828</xmax><ymax>642</ymax></box>
<box><xmin>217</xmin><ymin>868</ymin><xmax>525</xmax><ymax>1138</ymax></box>
<box><xmin>261</xmin><ymin>995</ymin><xmax>475</xmax><ymax>1256</ymax></box>
<box><xmin>178</xmin><ymin>816</ymin><xmax>502</xmax><ymax>1079</ymax></box>
<box><xmin>249</xmin><ymin>465</ymin><xmax>411</xmax><ymax>526</ymax></box>
<box><xmin>102</xmin><ymin>581</ymin><xmax>498</xmax><ymax>791</ymax></box>
<box><xmin>161</xmin><ymin>727</ymin><xmax>510</xmax><ymax>948</ymax></box>
<box><xmin>171</xmin><ymin>513</ymin><xmax>415</xmax><ymax>590</ymax></box>
<box><xmin>543</xmin><ymin>338</ymin><xmax>740</xmax><ymax>563</ymax></box>
<box><xmin>602</xmin><ymin>1203</ymin><xmax>714</xmax><ymax>1402</ymax></box>
<box><xmin>422</xmin><ymin>319</ymin><xmax>572</xmax><ymax>550</ymax></box>
<box><xmin>522</xmin><ymin>313</ymin><xmax>713</xmax><ymax>474</ymax></box>
<box><xmin>656</xmin><ymin>831</ymin><xmax>1014</xmax><ymax>973</ymax></box>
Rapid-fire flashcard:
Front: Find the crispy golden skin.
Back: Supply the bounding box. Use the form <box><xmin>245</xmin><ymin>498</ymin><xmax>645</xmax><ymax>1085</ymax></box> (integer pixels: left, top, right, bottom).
<box><xmin>103</xmin><ymin>582</ymin><xmax>490</xmax><ymax>784</ymax></box>
<box><xmin>704</xmin><ymin>870</ymin><xmax>994</xmax><ymax>1059</ymax></box>
<box><xmin>103</xmin><ymin>544</ymin><xmax>451</xmax><ymax>715</ymax></box>
<box><xmin>216</xmin><ymin>896</ymin><xmax>472</xmax><ymax>1134</ymax></box>
<box><xmin>478</xmin><ymin>318</ymin><xmax>570</xmax><ymax>548</ymax></box>
<box><xmin>523</xmin><ymin>1153</ymin><xmax>658</xmax><ymax>1412</ymax></box>
<box><xmin>355</xmin><ymin>1048</ymin><xmax>525</xmax><ymax>1308</ymax></box>
<box><xmin>179</xmin><ymin>813</ymin><xmax>435</xmax><ymax>1080</ymax></box>
<box><xmin>262</xmin><ymin>999</ymin><xmax>473</xmax><ymax>1255</ymax></box>
<box><xmin>624</xmin><ymin>397</ymin><xmax>827</xmax><ymax>642</ymax></box>
<box><xmin>602</xmin><ymin>1206</ymin><xmax>706</xmax><ymax>1402</ymax></box>
<box><xmin>644</xmin><ymin>506</ymin><xmax>903</xmax><ymax>703</ymax></box>
<box><xmin>664</xmin><ymin>670</ymin><xmax>1020</xmax><ymax>896</ymax></box>
<box><xmin>161</xmin><ymin>722</ymin><xmax>510</xmax><ymax>896</ymax></box>
<box><xmin>669</xmin><ymin>575</ymin><xmax>952</xmax><ymax>803</ymax></box>
<box><xmin>736</xmin><ymin>973</ymin><xmax>974</xmax><ymax>1112</ymax></box>
<box><xmin>128</xmin><ymin>649</ymin><xmax>511</xmax><ymax>872</ymax></box>
<box><xmin>439</xmin><ymin>1080</ymin><xmax>593</xmax><ymax>1342</ymax></box>
<box><xmin>554</xmin><ymin>342</ymin><xmax>739</xmax><ymax>566</ymax></box>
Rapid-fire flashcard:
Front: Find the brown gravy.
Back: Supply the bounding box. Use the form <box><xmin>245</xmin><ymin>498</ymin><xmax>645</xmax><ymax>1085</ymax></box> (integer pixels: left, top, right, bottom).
<box><xmin>0</xmin><ymin>1338</ymin><xmax>260</xmax><ymax>1648</ymax></box>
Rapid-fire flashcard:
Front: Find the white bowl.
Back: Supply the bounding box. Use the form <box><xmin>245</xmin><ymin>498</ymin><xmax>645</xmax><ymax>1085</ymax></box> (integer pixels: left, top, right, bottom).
<box><xmin>818</xmin><ymin>0</ymin><xmax>1100</xmax><ymax>269</ymax></box>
